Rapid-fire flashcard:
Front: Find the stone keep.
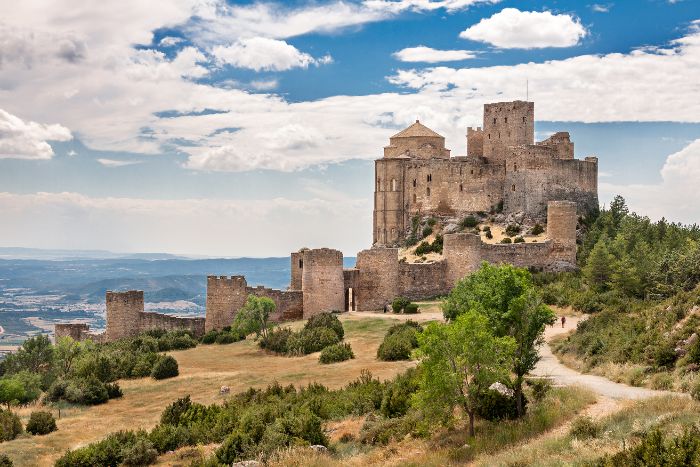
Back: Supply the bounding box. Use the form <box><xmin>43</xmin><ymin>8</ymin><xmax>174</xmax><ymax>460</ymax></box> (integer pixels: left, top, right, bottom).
<box><xmin>301</xmin><ymin>248</ymin><xmax>344</xmax><ymax>318</ymax></box>
<box><xmin>204</xmin><ymin>276</ymin><xmax>248</xmax><ymax>332</ymax></box>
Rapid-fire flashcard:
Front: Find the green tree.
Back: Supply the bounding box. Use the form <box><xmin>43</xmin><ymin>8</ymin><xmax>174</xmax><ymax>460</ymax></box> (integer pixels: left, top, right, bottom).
<box><xmin>3</xmin><ymin>334</ymin><xmax>54</xmax><ymax>376</ymax></box>
<box><xmin>55</xmin><ymin>337</ymin><xmax>83</xmax><ymax>377</ymax></box>
<box><xmin>583</xmin><ymin>236</ymin><xmax>614</xmax><ymax>291</ymax></box>
<box><xmin>443</xmin><ymin>263</ymin><xmax>554</xmax><ymax>417</ymax></box>
<box><xmin>413</xmin><ymin>311</ymin><xmax>515</xmax><ymax>437</ymax></box>
<box><xmin>232</xmin><ymin>295</ymin><xmax>276</xmax><ymax>339</ymax></box>
<box><xmin>0</xmin><ymin>377</ymin><xmax>25</xmax><ymax>409</ymax></box>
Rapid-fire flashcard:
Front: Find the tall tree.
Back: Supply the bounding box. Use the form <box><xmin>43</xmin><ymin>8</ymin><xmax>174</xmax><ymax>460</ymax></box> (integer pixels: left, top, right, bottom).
<box><xmin>232</xmin><ymin>295</ymin><xmax>276</xmax><ymax>339</ymax></box>
<box><xmin>584</xmin><ymin>236</ymin><xmax>615</xmax><ymax>291</ymax></box>
<box><xmin>443</xmin><ymin>263</ymin><xmax>555</xmax><ymax>416</ymax></box>
<box><xmin>413</xmin><ymin>311</ymin><xmax>515</xmax><ymax>437</ymax></box>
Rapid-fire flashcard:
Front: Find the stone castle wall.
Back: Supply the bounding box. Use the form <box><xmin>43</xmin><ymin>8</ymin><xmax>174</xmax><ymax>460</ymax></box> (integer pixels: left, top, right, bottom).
<box><xmin>398</xmin><ymin>261</ymin><xmax>449</xmax><ymax>299</ymax></box>
<box><xmin>55</xmin><ymin>323</ymin><xmax>91</xmax><ymax>341</ymax></box>
<box><xmin>355</xmin><ymin>248</ymin><xmax>399</xmax><ymax>311</ymax></box>
<box><xmin>105</xmin><ymin>290</ymin><xmax>144</xmax><ymax>341</ymax></box>
<box><xmin>139</xmin><ymin>312</ymin><xmax>205</xmax><ymax>337</ymax></box>
<box><xmin>205</xmin><ymin>276</ymin><xmax>248</xmax><ymax>332</ymax></box>
<box><xmin>301</xmin><ymin>248</ymin><xmax>345</xmax><ymax>318</ymax></box>
<box><xmin>246</xmin><ymin>285</ymin><xmax>304</xmax><ymax>321</ymax></box>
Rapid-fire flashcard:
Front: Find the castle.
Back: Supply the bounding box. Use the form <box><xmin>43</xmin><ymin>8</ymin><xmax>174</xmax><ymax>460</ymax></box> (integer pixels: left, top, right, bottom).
<box><xmin>55</xmin><ymin>100</ymin><xmax>597</xmax><ymax>343</ymax></box>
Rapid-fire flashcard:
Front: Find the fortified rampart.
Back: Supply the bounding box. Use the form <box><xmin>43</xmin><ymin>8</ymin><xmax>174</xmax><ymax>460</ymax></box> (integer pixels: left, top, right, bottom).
<box><xmin>55</xmin><ymin>99</ymin><xmax>593</xmax><ymax>341</ymax></box>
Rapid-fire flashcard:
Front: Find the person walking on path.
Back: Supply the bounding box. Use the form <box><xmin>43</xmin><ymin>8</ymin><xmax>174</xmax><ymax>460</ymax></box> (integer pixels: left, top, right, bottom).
<box><xmin>561</xmin><ymin>316</ymin><xmax>566</xmax><ymax>328</ymax></box>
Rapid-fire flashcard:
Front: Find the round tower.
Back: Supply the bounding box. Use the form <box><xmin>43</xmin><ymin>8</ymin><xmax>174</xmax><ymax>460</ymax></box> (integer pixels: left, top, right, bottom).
<box><xmin>301</xmin><ymin>248</ymin><xmax>344</xmax><ymax>318</ymax></box>
<box><xmin>547</xmin><ymin>201</ymin><xmax>577</xmax><ymax>265</ymax></box>
<box><xmin>105</xmin><ymin>290</ymin><xmax>144</xmax><ymax>341</ymax></box>
<box><xmin>443</xmin><ymin>233</ymin><xmax>483</xmax><ymax>286</ymax></box>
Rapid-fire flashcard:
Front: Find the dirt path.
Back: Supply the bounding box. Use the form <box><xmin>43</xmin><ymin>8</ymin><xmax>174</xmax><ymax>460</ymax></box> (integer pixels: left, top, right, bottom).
<box><xmin>533</xmin><ymin>315</ymin><xmax>681</xmax><ymax>400</ymax></box>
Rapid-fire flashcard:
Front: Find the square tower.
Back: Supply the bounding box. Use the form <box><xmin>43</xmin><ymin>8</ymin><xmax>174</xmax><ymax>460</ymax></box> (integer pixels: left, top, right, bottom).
<box><xmin>482</xmin><ymin>101</ymin><xmax>534</xmax><ymax>162</ymax></box>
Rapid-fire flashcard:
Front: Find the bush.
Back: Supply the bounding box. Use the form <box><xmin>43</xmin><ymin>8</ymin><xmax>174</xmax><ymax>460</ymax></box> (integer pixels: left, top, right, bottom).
<box><xmin>514</xmin><ymin>236</ymin><xmax>525</xmax><ymax>243</ymax></box>
<box><xmin>474</xmin><ymin>385</ymin><xmax>524</xmax><ymax>421</ymax></box>
<box><xmin>151</xmin><ymin>356</ymin><xmax>179</xmax><ymax>380</ymax></box>
<box><xmin>359</xmin><ymin>413</ymin><xmax>417</xmax><ymax>446</ymax></box>
<box><xmin>0</xmin><ymin>454</ymin><xmax>12</xmax><ymax>466</ymax></box>
<box><xmin>392</xmin><ymin>296</ymin><xmax>411</xmax><ymax>313</ymax></box>
<box><xmin>216</xmin><ymin>430</ymin><xmax>252</xmax><ymax>465</ymax></box>
<box><xmin>414</xmin><ymin>241</ymin><xmax>432</xmax><ymax>256</ymax></box>
<box><xmin>26</xmin><ymin>411</ymin><xmax>57</xmax><ymax>435</ymax></box>
<box><xmin>460</xmin><ymin>216</ymin><xmax>478</xmax><ymax>229</ymax></box>
<box><xmin>215</xmin><ymin>332</ymin><xmax>239</xmax><ymax>345</ymax></box>
<box><xmin>287</xmin><ymin>328</ymin><xmax>340</xmax><ymax>355</ymax></box>
<box><xmin>160</xmin><ymin>395</ymin><xmax>192</xmax><ymax>426</ymax></box>
<box><xmin>485</xmin><ymin>231</ymin><xmax>493</xmax><ymax>240</ymax></box>
<box><xmin>505</xmin><ymin>224</ymin><xmax>521</xmax><ymax>237</ymax></box>
<box><xmin>530</xmin><ymin>223</ymin><xmax>545</xmax><ymax>235</ymax></box>
<box><xmin>500</xmin><ymin>237</ymin><xmax>512</xmax><ymax>244</ymax></box>
<box><xmin>422</xmin><ymin>226</ymin><xmax>433</xmax><ymax>238</ymax></box>
<box><xmin>404</xmin><ymin>303</ymin><xmax>419</xmax><ymax>314</ymax></box>
<box><xmin>201</xmin><ymin>331</ymin><xmax>219</xmax><ymax>344</ymax></box>
<box><xmin>0</xmin><ymin>409</ymin><xmax>22</xmax><ymax>442</ymax></box>
<box><xmin>595</xmin><ymin>428</ymin><xmax>700</xmax><ymax>466</ymax></box>
<box><xmin>569</xmin><ymin>416</ymin><xmax>599</xmax><ymax>439</ymax></box>
<box><xmin>55</xmin><ymin>430</ymin><xmax>140</xmax><ymax>467</ymax></box>
<box><xmin>121</xmin><ymin>437</ymin><xmax>158</xmax><ymax>466</ymax></box>
<box><xmin>259</xmin><ymin>327</ymin><xmax>293</xmax><ymax>354</ymax></box>
<box><xmin>526</xmin><ymin>378</ymin><xmax>552</xmax><ymax>402</ymax></box>
<box><xmin>427</xmin><ymin>218</ymin><xmax>437</xmax><ymax>227</ymax></box>
<box><xmin>380</xmin><ymin>368</ymin><xmax>419</xmax><ymax>418</ymax></box>
<box><xmin>65</xmin><ymin>377</ymin><xmax>109</xmax><ymax>405</ymax></box>
<box><xmin>304</xmin><ymin>312</ymin><xmax>344</xmax><ymax>340</ymax></box>
<box><xmin>319</xmin><ymin>343</ymin><xmax>354</xmax><ymax>364</ymax></box>
<box><xmin>691</xmin><ymin>380</ymin><xmax>700</xmax><ymax>402</ymax></box>
<box><xmin>649</xmin><ymin>372</ymin><xmax>674</xmax><ymax>390</ymax></box>
<box><xmin>106</xmin><ymin>382</ymin><xmax>123</xmax><ymax>399</ymax></box>
<box><xmin>377</xmin><ymin>333</ymin><xmax>413</xmax><ymax>361</ymax></box>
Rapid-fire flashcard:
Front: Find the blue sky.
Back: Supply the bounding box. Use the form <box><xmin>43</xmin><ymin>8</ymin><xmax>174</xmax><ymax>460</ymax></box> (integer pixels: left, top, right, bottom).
<box><xmin>1</xmin><ymin>0</ymin><xmax>699</xmax><ymax>256</ymax></box>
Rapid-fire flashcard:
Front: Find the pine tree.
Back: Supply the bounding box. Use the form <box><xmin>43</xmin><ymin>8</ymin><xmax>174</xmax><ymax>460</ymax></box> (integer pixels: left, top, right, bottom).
<box><xmin>584</xmin><ymin>236</ymin><xmax>614</xmax><ymax>291</ymax></box>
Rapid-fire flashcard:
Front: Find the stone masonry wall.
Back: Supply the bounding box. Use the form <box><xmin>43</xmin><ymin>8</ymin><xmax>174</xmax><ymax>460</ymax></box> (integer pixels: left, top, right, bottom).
<box><xmin>290</xmin><ymin>251</ymin><xmax>304</xmax><ymax>290</ymax></box>
<box><xmin>246</xmin><ymin>286</ymin><xmax>304</xmax><ymax>321</ymax></box>
<box><xmin>105</xmin><ymin>290</ymin><xmax>144</xmax><ymax>341</ymax></box>
<box><xmin>55</xmin><ymin>323</ymin><xmax>90</xmax><ymax>341</ymax></box>
<box><xmin>139</xmin><ymin>312</ymin><xmax>206</xmax><ymax>338</ymax></box>
<box><xmin>301</xmin><ymin>248</ymin><xmax>345</xmax><ymax>318</ymax></box>
<box><xmin>205</xmin><ymin>276</ymin><xmax>248</xmax><ymax>332</ymax></box>
<box><xmin>398</xmin><ymin>261</ymin><xmax>449</xmax><ymax>300</ymax></box>
<box><xmin>355</xmin><ymin>248</ymin><xmax>399</xmax><ymax>311</ymax></box>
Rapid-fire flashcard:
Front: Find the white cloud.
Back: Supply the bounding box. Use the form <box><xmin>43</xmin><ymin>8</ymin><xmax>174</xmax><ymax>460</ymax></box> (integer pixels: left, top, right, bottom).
<box><xmin>601</xmin><ymin>139</ymin><xmax>700</xmax><ymax>224</ymax></box>
<box><xmin>459</xmin><ymin>8</ymin><xmax>587</xmax><ymax>48</ymax></box>
<box><xmin>97</xmin><ymin>158</ymin><xmax>142</xmax><ymax>167</ymax></box>
<box><xmin>364</xmin><ymin>0</ymin><xmax>500</xmax><ymax>14</ymax></box>
<box><xmin>211</xmin><ymin>37</ymin><xmax>329</xmax><ymax>72</ymax></box>
<box><xmin>0</xmin><ymin>109</ymin><xmax>72</xmax><ymax>160</ymax></box>
<box><xmin>67</xmin><ymin>150</ymin><xmax>77</xmax><ymax>157</ymax></box>
<box><xmin>0</xmin><ymin>191</ymin><xmax>371</xmax><ymax>256</ymax></box>
<box><xmin>393</xmin><ymin>46</ymin><xmax>476</xmax><ymax>62</ymax></box>
<box><xmin>249</xmin><ymin>79</ymin><xmax>279</xmax><ymax>91</ymax></box>
<box><xmin>159</xmin><ymin>36</ymin><xmax>184</xmax><ymax>47</ymax></box>
<box><xmin>591</xmin><ymin>4</ymin><xmax>612</xmax><ymax>13</ymax></box>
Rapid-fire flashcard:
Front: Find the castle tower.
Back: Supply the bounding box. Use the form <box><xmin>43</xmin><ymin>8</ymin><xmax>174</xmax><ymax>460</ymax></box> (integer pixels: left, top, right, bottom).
<box><xmin>301</xmin><ymin>248</ymin><xmax>344</xmax><ymax>318</ymax></box>
<box><xmin>355</xmin><ymin>247</ymin><xmax>399</xmax><ymax>311</ymax></box>
<box><xmin>443</xmin><ymin>233</ymin><xmax>483</xmax><ymax>286</ymax></box>
<box><xmin>205</xmin><ymin>276</ymin><xmax>248</xmax><ymax>332</ymax></box>
<box><xmin>546</xmin><ymin>201</ymin><xmax>577</xmax><ymax>266</ymax></box>
<box><xmin>105</xmin><ymin>290</ymin><xmax>144</xmax><ymax>341</ymax></box>
<box><xmin>467</xmin><ymin>126</ymin><xmax>484</xmax><ymax>158</ymax></box>
<box><xmin>290</xmin><ymin>249</ymin><xmax>306</xmax><ymax>290</ymax></box>
<box><xmin>482</xmin><ymin>101</ymin><xmax>534</xmax><ymax>162</ymax></box>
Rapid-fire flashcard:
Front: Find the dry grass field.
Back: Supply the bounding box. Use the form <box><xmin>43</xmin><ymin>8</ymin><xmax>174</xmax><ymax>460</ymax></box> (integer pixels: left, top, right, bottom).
<box><xmin>3</xmin><ymin>313</ymin><xmax>435</xmax><ymax>466</ymax></box>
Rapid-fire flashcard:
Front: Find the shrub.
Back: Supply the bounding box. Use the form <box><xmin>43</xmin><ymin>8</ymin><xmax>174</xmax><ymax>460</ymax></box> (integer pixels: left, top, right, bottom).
<box><xmin>596</xmin><ymin>428</ymin><xmax>700</xmax><ymax>466</ymax></box>
<box><xmin>148</xmin><ymin>424</ymin><xmax>192</xmax><ymax>453</ymax></box>
<box><xmin>392</xmin><ymin>296</ymin><xmax>411</xmax><ymax>313</ymax></box>
<box><xmin>500</xmin><ymin>237</ymin><xmax>512</xmax><ymax>244</ymax></box>
<box><xmin>359</xmin><ymin>413</ymin><xmax>417</xmax><ymax>446</ymax></box>
<box><xmin>427</xmin><ymin>218</ymin><xmax>437</xmax><ymax>227</ymax></box>
<box><xmin>422</xmin><ymin>226</ymin><xmax>433</xmax><ymax>238</ymax></box>
<box><xmin>526</xmin><ymin>378</ymin><xmax>552</xmax><ymax>402</ymax></box>
<box><xmin>259</xmin><ymin>327</ymin><xmax>293</xmax><ymax>354</ymax></box>
<box><xmin>319</xmin><ymin>343</ymin><xmax>354</xmax><ymax>364</ymax></box>
<box><xmin>485</xmin><ymin>231</ymin><xmax>493</xmax><ymax>240</ymax></box>
<box><xmin>65</xmin><ymin>377</ymin><xmax>109</xmax><ymax>405</ymax></box>
<box><xmin>26</xmin><ymin>411</ymin><xmax>57</xmax><ymax>435</ymax></box>
<box><xmin>414</xmin><ymin>241</ymin><xmax>432</xmax><ymax>256</ymax></box>
<box><xmin>649</xmin><ymin>372</ymin><xmax>674</xmax><ymax>390</ymax></box>
<box><xmin>482</xmin><ymin>225</ymin><xmax>491</xmax><ymax>232</ymax></box>
<box><xmin>460</xmin><ymin>216</ymin><xmax>478</xmax><ymax>229</ymax></box>
<box><xmin>377</xmin><ymin>333</ymin><xmax>413</xmax><ymax>361</ymax></box>
<box><xmin>55</xmin><ymin>430</ymin><xmax>140</xmax><ymax>467</ymax></box>
<box><xmin>691</xmin><ymin>380</ymin><xmax>700</xmax><ymax>402</ymax></box>
<box><xmin>474</xmin><ymin>385</ymin><xmax>524</xmax><ymax>421</ymax></box>
<box><xmin>505</xmin><ymin>224</ymin><xmax>521</xmax><ymax>237</ymax></box>
<box><xmin>106</xmin><ymin>382</ymin><xmax>123</xmax><ymax>399</ymax></box>
<box><xmin>380</xmin><ymin>368</ymin><xmax>419</xmax><ymax>418</ymax></box>
<box><xmin>304</xmin><ymin>312</ymin><xmax>344</xmax><ymax>340</ymax></box>
<box><xmin>569</xmin><ymin>416</ymin><xmax>599</xmax><ymax>439</ymax></box>
<box><xmin>0</xmin><ymin>409</ymin><xmax>22</xmax><ymax>442</ymax></box>
<box><xmin>121</xmin><ymin>437</ymin><xmax>158</xmax><ymax>466</ymax></box>
<box><xmin>201</xmin><ymin>331</ymin><xmax>219</xmax><ymax>344</ymax></box>
<box><xmin>514</xmin><ymin>236</ymin><xmax>525</xmax><ymax>243</ymax></box>
<box><xmin>151</xmin><ymin>356</ymin><xmax>179</xmax><ymax>380</ymax></box>
<box><xmin>654</xmin><ymin>342</ymin><xmax>678</xmax><ymax>369</ymax></box>
<box><xmin>215</xmin><ymin>332</ymin><xmax>238</xmax><ymax>345</ymax></box>
<box><xmin>530</xmin><ymin>223</ymin><xmax>545</xmax><ymax>235</ymax></box>
<box><xmin>0</xmin><ymin>454</ymin><xmax>12</xmax><ymax>466</ymax></box>
<box><xmin>287</xmin><ymin>328</ymin><xmax>340</xmax><ymax>355</ymax></box>
<box><xmin>404</xmin><ymin>303</ymin><xmax>419</xmax><ymax>314</ymax></box>
<box><xmin>216</xmin><ymin>430</ymin><xmax>252</xmax><ymax>465</ymax></box>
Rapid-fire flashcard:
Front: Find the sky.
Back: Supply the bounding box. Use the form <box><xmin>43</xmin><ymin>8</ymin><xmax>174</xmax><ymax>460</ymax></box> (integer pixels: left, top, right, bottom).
<box><xmin>1</xmin><ymin>0</ymin><xmax>699</xmax><ymax>257</ymax></box>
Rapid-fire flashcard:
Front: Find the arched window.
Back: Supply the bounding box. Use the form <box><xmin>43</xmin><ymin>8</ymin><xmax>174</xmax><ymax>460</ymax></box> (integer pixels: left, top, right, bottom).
<box><xmin>426</xmin><ymin>187</ymin><xmax>431</xmax><ymax>197</ymax></box>
<box><xmin>377</xmin><ymin>178</ymin><xmax>381</xmax><ymax>191</ymax></box>
<box><xmin>412</xmin><ymin>179</ymin><xmax>416</xmax><ymax>188</ymax></box>
<box><xmin>459</xmin><ymin>183</ymin><xmax>463</xmax><ymax>192</ymax></box>
<box><xmin>413</xmin><ymin>194</ymin><xmax>417</xmax><ymax>203</ymax></box>
<box><xmin>299</xmin><ymin>259</ymin><xmax>303</xmax><ymax>268</ymax></box>
<box><xmin>391</xmin><ymin>179</ymin><xmax>397</xmax><ymax>191</ymax></box>
<box><xmin>493</xmin><ymin>117</ymin><xmax>496</xmax><ymax>124</ymax></box>
<box><xmin>487</xmin><ymin>134</ymin><xmax>491</xmax><ymax>140</ymax></box>
<box><xmin>512</xmin><ymin>184</ymin><xmax>516</xmax><ymax>191</ymax></box>
<box><xmin>459</xmin><ymin>166</ymin><xmax>462</xmax><ymax>175</ymax></box>
<box><xmin>514</xmin><ymin>163</ymin><xmax>517</xmax><ymax>171</ymax></box>
<box><xmin>504</xmin><ymin>117</ymin><xmax>508</xmax><ymax>123</ymax></box>
<box><xmin>470</xmin><ymin>169</ymin><xmax>474</xmax><ymax>175</ymax></box>
<box><xmin>522</xmin><ymin>116</ymin><xmax>526</xmax><ymax>123</ymax></box>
